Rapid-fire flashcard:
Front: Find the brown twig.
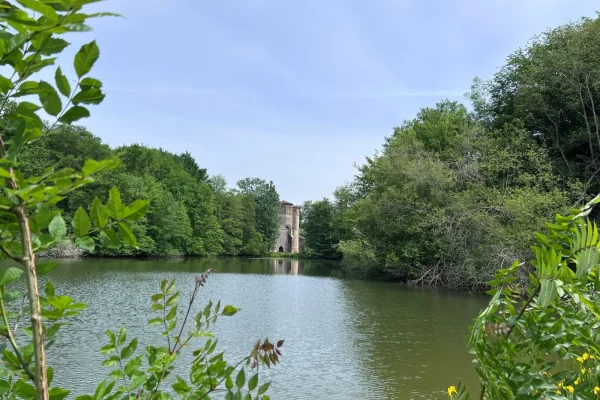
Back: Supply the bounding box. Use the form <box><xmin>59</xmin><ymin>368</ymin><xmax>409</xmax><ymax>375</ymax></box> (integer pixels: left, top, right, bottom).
<box><xmin>0</xmin><ymin>286</ymin><xmax>34</xmax><ymax>380</ymax></box>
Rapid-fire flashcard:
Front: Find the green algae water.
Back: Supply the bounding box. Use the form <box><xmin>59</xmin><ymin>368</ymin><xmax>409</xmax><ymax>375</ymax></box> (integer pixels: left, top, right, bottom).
<box><xmin>44</xmin><ymin>257</ymin><xmax>487</xmax><ymax>399</ymax></box>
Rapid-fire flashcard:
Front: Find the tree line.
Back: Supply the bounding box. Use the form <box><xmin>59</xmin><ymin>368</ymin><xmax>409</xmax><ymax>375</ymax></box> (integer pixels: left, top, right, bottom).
<box><xmin>301</xmin><ymin>14</ymin><xmax>600</xmax><ymax>291</ymax></box>
<box><xmin>11</xmin><ymin>121</ymin><xmax>282</xmax><ymax>257</ymax></box>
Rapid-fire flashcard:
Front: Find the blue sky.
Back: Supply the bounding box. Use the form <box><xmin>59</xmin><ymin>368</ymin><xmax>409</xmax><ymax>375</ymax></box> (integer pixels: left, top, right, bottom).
<box><xmin>61</xmin><ymin>0</ymin><xmax>598</xmax><ymax>204</ymax></box>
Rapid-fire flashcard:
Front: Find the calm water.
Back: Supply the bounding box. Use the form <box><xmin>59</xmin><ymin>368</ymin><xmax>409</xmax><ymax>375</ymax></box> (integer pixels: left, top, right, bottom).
<box><xmin>40</xmin><ymin>258</ymin><xmax>487</xmax><ymax>399</ymax></box>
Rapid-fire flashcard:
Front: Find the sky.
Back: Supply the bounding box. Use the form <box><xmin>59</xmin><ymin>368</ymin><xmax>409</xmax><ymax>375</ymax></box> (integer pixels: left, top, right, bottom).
<box><xmin>54</xmin><ymin>0</ymin><xmax>599</xmax><ymax>205</ymax></box>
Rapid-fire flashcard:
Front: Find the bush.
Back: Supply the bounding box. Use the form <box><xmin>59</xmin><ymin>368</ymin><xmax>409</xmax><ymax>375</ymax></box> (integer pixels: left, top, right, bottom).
<box><xmin>449</xmin><ymin>194</ymin><xmax>600</xmax><ymax>399</ymax></box>
<box><xmin>338</xmin><ymin>239</ymin><xmax>378</xmax><ymax>277</ymax></box>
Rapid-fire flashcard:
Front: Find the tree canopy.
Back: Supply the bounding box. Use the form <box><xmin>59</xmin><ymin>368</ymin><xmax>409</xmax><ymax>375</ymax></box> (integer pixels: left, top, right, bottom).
<box><xmin>16</xmin><ymin>124</ymin><xmax>281</xmax><ymax>258</ymax></box>
<box><xmin>302</xmin><ymin>15</ymin><xmax>600</xmax><ymax>290</ymax></box>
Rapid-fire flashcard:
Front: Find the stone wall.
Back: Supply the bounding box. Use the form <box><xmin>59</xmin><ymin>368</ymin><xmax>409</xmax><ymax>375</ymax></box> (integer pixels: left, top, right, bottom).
<box><xmin>272</xmin><ymin>201</ymin><xmax>301</xmax><ymax>253</ymax></box>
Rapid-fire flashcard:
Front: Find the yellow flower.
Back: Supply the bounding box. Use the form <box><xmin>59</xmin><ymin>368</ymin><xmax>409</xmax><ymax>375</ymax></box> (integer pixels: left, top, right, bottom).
<box><xmin>594</xmin><ymin>386</ymin><xmax>600</xmax><ymax>395</ymax></box>
<box><xmin>447</xmin><ymin>385</ymin><xmax>457</xmax><ymax>396</ymax></box>
<box><xmin>564</xmin><ymin>385</ymin><xmax>575</xmax><ymax>393</ymax></box>
<box><xmin>581</xmin><ymin>368</ymin><xmax>587</xmax><ymax>374</ymax></box>
<box><xmin>574</xmin><ymin>378</ymin><xmax>580</xmax><ymax>385</ymax></box>
<box><xmin>583</xmin><ymin>353</ymin><xmax>590</xmax><ymax>360</ymax></box>
<box><xmin>576</xmin><ymin>356</ymin><xmax>584</xmax><ymax>363</ymax></box>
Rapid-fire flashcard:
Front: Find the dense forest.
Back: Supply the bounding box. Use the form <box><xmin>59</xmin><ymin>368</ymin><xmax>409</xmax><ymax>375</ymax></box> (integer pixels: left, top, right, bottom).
<box><xmin>10</xmin><ymin>120</ymin><xmax>282</xmax><ymax>257</ymax></box>
<box><xmin>301</xmin><ymin>14</ymin><xmax>600</xmax><ymax>290</ymax></box>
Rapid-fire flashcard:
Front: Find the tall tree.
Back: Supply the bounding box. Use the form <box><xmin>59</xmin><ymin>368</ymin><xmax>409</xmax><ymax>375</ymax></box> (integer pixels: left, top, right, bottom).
<box><xmin>236</xmin><ymin>177</ymin><xmax>280</xmax><ymax>250</ymax></box>
<box><xmin>301</xmin><ymin>199</ymin><xmax>340</xmax><ymax>259</ymax></box>
<box><xmin>478</xmin><ymin>15</ymin><xmax>600</xmax><ymax>196</ymax></box>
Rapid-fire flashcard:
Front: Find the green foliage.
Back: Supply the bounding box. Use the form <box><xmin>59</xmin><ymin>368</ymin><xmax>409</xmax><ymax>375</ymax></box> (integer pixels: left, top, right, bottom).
<box><xmin>449</xmin><ymin>194</ymin><xmax>600</xmax><ymax>399</ymax></box>
<box><xmin>478</xmin><ymin>14</ymin><xmax>600</xmax><ymax>195</ymax></box>
<box><xmin>301</xmin><ymin>199</ymin><xmax>340</xmax><ymax>259</ymax></box>
<box><xmin>95</xmin><ymin>272</ymin><xmax>283</xmax><ymax>400</ymax></box>
<box><xmin>14</xmin><ymin>132</ymin><xmax>282</xmax><ymax>257</ymax></box>
<box><xmin>236</xmin><ymin>178</ymin><xmax>280</xmax><ymax>251</ymax></box>
<box><xmin>314</xmin><ymin>90</ymin><xmax>573</xmax><ymax>289</ymax></box>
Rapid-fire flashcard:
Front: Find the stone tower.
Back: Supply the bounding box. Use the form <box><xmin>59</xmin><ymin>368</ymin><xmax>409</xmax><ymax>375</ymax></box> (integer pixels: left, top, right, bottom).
<box><xmin>272</xmin><ymin>200</ymin><xmax>302</xmax><ymax>253</ymax></box>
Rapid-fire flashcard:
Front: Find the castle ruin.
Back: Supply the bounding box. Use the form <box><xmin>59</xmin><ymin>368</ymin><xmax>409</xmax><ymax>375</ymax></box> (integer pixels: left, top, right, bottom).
<box><xmin>272</xmin><ymin>200</ymin><xmax>304</xmax><ymax>253</ymax></box>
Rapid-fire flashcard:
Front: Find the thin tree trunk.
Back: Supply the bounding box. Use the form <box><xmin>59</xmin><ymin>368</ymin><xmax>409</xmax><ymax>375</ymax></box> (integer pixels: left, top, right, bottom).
<box><xmin>578</xmin><ymin>86</ymin><xmax>597</xmax><ymax>168</ymax></box>
<box><xmin>584</xmin><ymin>74</ymin><xmax>600</xmax><ymax>155</ymax></box>
<box><xmin>15</xmin><ymin>204</ymin><xmax>48</xmax><ymax>400</ymax></box>
<box><xmin>543</xmin><ymin>108</ymin><xmax>572</xmax><ymax>176</ymax></box>
<box><xmin>1</xmin><ymin>132</ymin><xmax>49</xmax><ymax>400</ymax></box>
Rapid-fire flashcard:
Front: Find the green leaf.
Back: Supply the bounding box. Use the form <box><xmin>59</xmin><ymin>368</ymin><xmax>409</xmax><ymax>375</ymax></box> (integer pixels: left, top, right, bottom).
<box><xmin>235</xmin><ymin>368</ymin><xmax>245</xmax><ymax>389</ymax></box>
<box><xmin>16</xmin><ymin>0</ymin><xmax>58</xmax><ymax>21</ymax></box>
<box><xmin>80</xmin><ymin>77</ymin><xmax>102</xmax><ymax>90</ymax></box>
<box><xmin>75</xmin><ymin>236</ymin><xmax>94</xmax><ymax>252</ymax></box>
<box><xmin>151</xmin><ymin>293</ymin><xmax>164</xmax><ymax>301</ymax></box>
<box><xmin>47</xmin><ymin>366</ymin><xmax>54</xmax><ymax>386</ymax></box>
<box><xmin>72</xmin><ymin>87</ymin><xmax>104</xmax><ymax>105</ymax></box>
<box><xmin>118</xmin><ymin>221</ymin><xmax>136</xmax><ymax>248</ymax></box>
<box><xmin>129</xmin><ymin>374</ymin><xmax>146</xmax><ymax>390</ymax></box>
<box><xmin>165</xmin><ymin>306</ymin><xmax>177</xmax><ymax>321</ymax></box>
<box><xmin>248</xmin><ymin>373</ymin><xmax>258</xmax><ymax>391</ymax></box>
<box><xmin>124</xmin><ymin>200</ymin><xmax>149</xmax><ymax>222</ymax></box>
<box><xmin>0</xmin><ymin>75</ymin><xmax>14</xmax><ymax>94</ymax></box>
<box><xmin>101</xmin><ymin>356</ymin><xmax>119</xmax><ymax>367</ymax></box>
<box><xmin>58</xmin><ymin>105</ymin><xmax>89</xmax><ymax>124</ymax></box>
<box><xmin>148</xmin><ymin>317</ymin><xmax>162</xmax><ymax>326</ymax></box>
<box><xmin>120</xmin><ymin>338</ymin><xmax>137</xmax><ymax>359</ymax></box>
<box><xmin>225</xmin><ymin>375</ymin><xmax>233</xmax><ymax>390</ymax></box>
<box><xmin>166</xmin><ymin>293</ymin><xmax>179</xmax><ymax>307</ymax></box>
<box><xmin>38</xmin><ymin>81</ymin><xmax>62</xmax><ymax>116</ymax></box>
<box><xmin>109</xmin><ymin>369</ymin><xmax>123</xmax><ymax>380</ymax></box>
<box><xmin>99</xmin><ymin>344</ymin><xmax>115</xmax><ymax>355</ymax></box>
<box><xmin>62</xmin><ymin>23</ymin><xmax>93</xmax><ymax>32</ymax></box>
<box><xmin>257</xmin><ymin>382</ymin><xmax>270</xmax><ymax>395</ymax></box>
<box><xmin>168</xmin><ymin>319</ymin><xmax>176</xmax><ymax>332</ymax></box>
<box><xmin>91</xmin><ymin>380</ymin><xmax>108</xmax><ymax>400</ymax></box>
<box><xmin>36</xmin><ymin>261</ymin><xmax>59</xmax><ymax>276</ymax></box>
<box><xmin>99</xmin><ymin>228</ymin><xmax>120</xmax><ymax>249</ymax></box>
<box><xmin>49</xmin><ymin>387</ymin><xmax>70</xmax><ymax>400</ymax></box>
<box><xmin>55</xmin><ymin>67</ymin><xmax>71</xmax><ymax>97</ymax></box>
<box><xmin>38</xmin><ymin>37</ymin><xmax>69</xmax><ymax>56</ymax></box>
<box><xmin>117</xmin><ymin>327</ymin><xmax>126</xmax><ymax>346</ymax></box>
<box><xmin>81</xmin><ymin>159</ymin><xmax>99</xmax><ymax>177</ymax></box>
<box><xmin>90</xmin><ymin>197</ymin><xmax>108</xmax><ymax>228</ymax></box>
<box><xmin>0</xmin><ymin>267</ymin><xmax>23</xmax><ymax>285</ymax></box>
<box><xmin>124</xmin><ymin>355</ymin><xmax>142</xmax><ymax>377</ymax></box>
<box><xmin>538</xmin><ymin>278</ymin><xmax>557</xmax><ymax>308</ymax></box>
<box><xmin>13</xmin><ymin>381</ymin><xmax>36</xmax><ymax>398</ymax></box>
<box><xmin>45</xmin><ymin>281</ymin><xmax>55</xmax><ymax>296</ymax></box>
<box><xmin>222</xmin><ymin>305</ymin><xmax>239</xmax><ymax>317</ymax></box>
<box><xmin>106</xmin><ymin>330</ymin><xmax>116</xmax><ymax>346</ymax></box>
<box><xmin>48</xmin><ymin>215</ymin><xmax>66</xmax><ymax>239</ymax></box>
<box><xmin>172</xmin><ymin>376</ymin><xmax>191</xmax><ymax>395</ymax></box>
<box><xmin>74</xmin><ymin>40</ymin><xmax>99</xmax><ymax>78</ymax></box>
<box><xmin>106</xmin><ymin>187</ymin><xmax>124</xmax><ymax>219</ymax></box>
<box><xmin>72</xmin><ymin>206</ymin><xmax>92</xmax><ymax>237</ymax></box>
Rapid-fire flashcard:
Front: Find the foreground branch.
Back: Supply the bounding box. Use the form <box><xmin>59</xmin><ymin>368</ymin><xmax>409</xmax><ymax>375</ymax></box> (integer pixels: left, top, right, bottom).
<box><xmin>15</xmin><ymin>204</ymin><xmax>48</xmax><ymax>400</ymax></box>
<box><xmin>0</xmin><ymin>286</ymin><xmax>34</xmax><ymax>380</ymax></box>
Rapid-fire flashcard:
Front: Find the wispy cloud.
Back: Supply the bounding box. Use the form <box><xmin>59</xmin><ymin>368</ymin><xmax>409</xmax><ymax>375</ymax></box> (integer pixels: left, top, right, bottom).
<box><xmin>105</xmin><ymin>85</ymin><xmax>223</xmax><ymax>97</ymax></box>
<box><xmin>323</xmin><ymin>90</ymin><xmax>467</xmax><ymax>99</ymax></box>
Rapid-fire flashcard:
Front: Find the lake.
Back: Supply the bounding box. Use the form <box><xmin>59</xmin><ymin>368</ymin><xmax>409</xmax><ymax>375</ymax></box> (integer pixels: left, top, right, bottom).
<box><xmin>42</xmin><ymin>257</ymin><xmax>488</xmax><ymax>399</ymax></box>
